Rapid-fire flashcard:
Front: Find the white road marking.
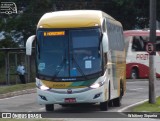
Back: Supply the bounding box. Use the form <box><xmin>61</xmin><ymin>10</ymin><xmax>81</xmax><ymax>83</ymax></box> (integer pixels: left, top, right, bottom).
<box><xmin>118</xmin><ymin>95</ymin><xmax>160</xmax><ymax>112</ymax></box>
<box><xmin>38</xmin><ymin>107</ymin><xmax>45</xmax><ymax>111</ymax></box>
<box><xmin>129</xmin><ymin>88</ymin><xmax>144</xmax><ymax>91</ymax></box>
<box><xmin>127</xmin><ymin>81</ymin><xmax>138</xmax><ymax>83</ymax></box>
<box><xmin>118</xmin><ymin>99</ymin><xmax>149</xmax><ymax>112</ymax></box>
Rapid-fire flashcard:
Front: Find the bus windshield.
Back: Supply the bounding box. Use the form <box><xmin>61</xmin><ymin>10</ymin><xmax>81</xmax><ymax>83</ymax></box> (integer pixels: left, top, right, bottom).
<box><xmin>37</xmin><ymin>28</ymin><xmax>102</xmax><ymax>80</ymax></box>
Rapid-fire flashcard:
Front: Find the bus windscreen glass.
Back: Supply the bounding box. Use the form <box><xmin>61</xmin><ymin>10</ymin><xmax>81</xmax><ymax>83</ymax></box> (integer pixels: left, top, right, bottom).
<box><xmin>37</xmin><ymin>28</ymin><xmax>102</xmax><ymax>80</ymax></box>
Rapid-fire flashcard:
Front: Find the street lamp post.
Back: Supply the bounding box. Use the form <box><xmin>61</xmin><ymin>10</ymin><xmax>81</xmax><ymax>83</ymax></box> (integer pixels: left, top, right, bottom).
<box><xmin>149</xmin><ymin>0</ymin><xmax>156</xmax><ymax>104</ymax></box>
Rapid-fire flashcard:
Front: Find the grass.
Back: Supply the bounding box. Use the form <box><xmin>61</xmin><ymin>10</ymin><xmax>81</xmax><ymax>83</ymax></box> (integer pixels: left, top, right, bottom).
<box><xmin>132</xmin><ymin>97</ymin><xmax>160</xmax><ymax>112</ymax></box>
<box><xmin>0</xmin><ymin>82</ymin><xmax>36</xmax><ymax>94</ymax></box>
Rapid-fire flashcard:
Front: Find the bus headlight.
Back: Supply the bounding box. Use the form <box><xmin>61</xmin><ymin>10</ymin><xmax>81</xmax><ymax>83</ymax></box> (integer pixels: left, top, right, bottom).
<box><xmin>40</xmin><ymin>85</ymin><xmax>50</xmax><ymax>90</ymax></box>
<box><xmin>90</xmin><ymin>80</ymin><xmax>105</xmax><ymax>89</ymax></box>
<box><xmin>36</xmin><ymin>78</ymin><xmax>50</xmax><ymax>91</ymax></box>
<box><xmin>90</xmin><ymin>83</ymin><xmax>101</xmax><ymax>89</ymax></box>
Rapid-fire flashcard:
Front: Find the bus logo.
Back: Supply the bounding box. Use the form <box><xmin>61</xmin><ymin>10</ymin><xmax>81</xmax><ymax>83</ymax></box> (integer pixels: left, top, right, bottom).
<box><xmin>67</xmin><ymin>89</ymin><xmax>72</xmax><ymax>94</ymax></box>
<box><xmin>0</xmin><ymin>2</ymin><xmax>17</xmax><ymax>14</ymax></box>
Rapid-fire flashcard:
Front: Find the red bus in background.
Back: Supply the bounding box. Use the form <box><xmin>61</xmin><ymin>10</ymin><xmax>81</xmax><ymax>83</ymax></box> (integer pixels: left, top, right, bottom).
<box><xmin>124</xmin><ymin>30</ymin><xmax>160</xmax><ymax>79</ymax></box>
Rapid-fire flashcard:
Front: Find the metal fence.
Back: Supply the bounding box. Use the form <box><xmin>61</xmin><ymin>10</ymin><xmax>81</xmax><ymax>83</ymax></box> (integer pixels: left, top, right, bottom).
<box><xmin>0</xmin><ymin>48</ymin><xmax>35</xmax><ymax>85</ymax></box>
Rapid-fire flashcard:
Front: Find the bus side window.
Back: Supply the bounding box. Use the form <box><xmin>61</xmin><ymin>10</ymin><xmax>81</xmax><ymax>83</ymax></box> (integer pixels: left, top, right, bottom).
<box><xmin>132</xmin><ymin>36</ymin><xmax>138</xmax><ymax>51</ymax></box>
<box><xmin>156</xmin><ymin>37</ymin><xmax>160</xmax><ymax>51</ymax></box>
<box><xmin>132</xmin><ymin>36</ymin><xmax>144</xmax><ymax>51</ymax></box>
<box><xmin>156</xmin><ymin>44</ymin><xmax>160</xmax><ymax>51</ymax></box>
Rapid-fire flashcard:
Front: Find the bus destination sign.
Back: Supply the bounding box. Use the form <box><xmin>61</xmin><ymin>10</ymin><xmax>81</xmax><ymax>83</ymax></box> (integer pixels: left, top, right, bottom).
<box><xmin>43</xmin><ymin>31</ymin><xmax>65</xmax><ymax>36</ymax></box>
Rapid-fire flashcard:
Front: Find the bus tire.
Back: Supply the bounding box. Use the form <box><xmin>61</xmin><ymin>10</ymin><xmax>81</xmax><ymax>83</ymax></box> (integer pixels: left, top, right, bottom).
<box><xmin>45</xmin><ymin>104</ymin><xmax>54</xmax><ymax>111</ymax></box>
<box><xmin>113</xmin><ymin>81</ymin><xmax>123</xmax><ymax>107</ymax></box>
<box><xmin>131</xmin><ymin>68</ymin><xmax>138</xmax><ymax>79</ymax></box>
<box><xmin>100</xmin><ymin>101</ymin><xmax>108</xmax><ymax>111</ymax></box>
<box><xmin>100</xmin><ymin>82</ymin><xmax>110</xmax><ymax>111</ymax></box>
<box><xmin>120</xmin><ymin>80</ymin><xmax>124</xmax><ymax>97</ymax></box>
<box><xmin>61</xmin><ymin>104</ymin><xmax>69</xmax><ymax>107</ymax></box>
<box><xmin>113</xmin><ymin>97</ymin><xmax>121</xmax><ymax>107</ymax></box>
<box><xmin>108</xmin><ymin>83</ymin><xmax>113</xmax><ymax>107</ymax></box>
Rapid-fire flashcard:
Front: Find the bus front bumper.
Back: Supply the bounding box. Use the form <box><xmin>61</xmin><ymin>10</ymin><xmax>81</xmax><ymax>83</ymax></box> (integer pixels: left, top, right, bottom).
<box><xmin>37</xmin><ymin>86</ymin><xmax>107</xmax><ymax>105</ymax></box>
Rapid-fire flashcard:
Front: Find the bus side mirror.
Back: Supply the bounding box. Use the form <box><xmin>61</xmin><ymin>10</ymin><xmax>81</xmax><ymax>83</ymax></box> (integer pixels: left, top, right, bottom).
<box><xmin>26</xmin><ymin>35</ymin><xmax>36</xmax><ymax>55</ymax></box>
<box><xmin>102</xmin><ymin>33</ymin><xmax>109</xmax><ymax>53</ymax></box>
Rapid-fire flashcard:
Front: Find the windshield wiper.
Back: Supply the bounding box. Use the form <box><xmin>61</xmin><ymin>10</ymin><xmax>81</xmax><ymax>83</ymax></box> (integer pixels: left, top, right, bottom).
<box><xmin>71</xmin><ymin>56</ymin><xmax>88</xmax><ymax>80</ymax></box>
<box><xmin>53</xmin><ymin>58</ymin><xmax>67</xmax><ymax>78</ymax></box>
<box><xmin>53</xmin><ymin>49</ymin><xmax>68</xmax><ymax>78</ymax></box>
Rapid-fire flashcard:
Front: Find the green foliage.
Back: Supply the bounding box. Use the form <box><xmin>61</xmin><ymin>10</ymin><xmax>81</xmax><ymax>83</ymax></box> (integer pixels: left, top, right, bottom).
<box><xmin>132</xmin><ymin>97</ymin><xmax>160</xmax><ymax>112</ymax></box>
<box><xmin>0</xmin><ymin>0</ymin><xmax>160</xmax><ymax>41</ymax></box>
<box><xmin>1</xmin><ymin>0</ymin><xmax>54</xmax><ymax>40</ymax></box>
<box><xmin>0</xmin><ymin>37</ymin><xmax>19</xmax><ymax>68</ymax></box>
<box><xmin>0</xmin><ymin>39</ymin><xmax>19</xmax><ymax>48</ymax></box>
<box><xmin>0</xmin><ymin>36</ymin><xmax>18</xmax><ymax>66</ymax></box>
<box><xmin>102</xmin><ymin>0</ymin><xmax>150</xmax><ymax>29</ymax></box>
<box><xmin>0</xmin><ymin>51</ymin><xmax>6</xmax><ymax>71</ymax></box>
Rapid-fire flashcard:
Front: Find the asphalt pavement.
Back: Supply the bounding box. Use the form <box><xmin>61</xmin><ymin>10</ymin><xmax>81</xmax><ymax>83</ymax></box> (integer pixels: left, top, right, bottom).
<box><xmin>0</xmin><ymin>79</ymin><xmax>160</xmax><ymax>121</ymax></box>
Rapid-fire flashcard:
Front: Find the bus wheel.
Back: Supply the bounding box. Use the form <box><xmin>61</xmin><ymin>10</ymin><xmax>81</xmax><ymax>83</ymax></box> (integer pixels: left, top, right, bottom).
<box><xmin>60</xmin><ymin>104</ymin><xmax>69</xmax><ymax>107</ymax></box>
<box><xmin>100</xmin><ymin>83</ymin><xmax>110</xmax><ymax>111</ymax></box>
<box><xmin>100</xmin><ymin>101</ymin><xmax>108</xmax><ymax>111</ymax></box>
<box><xmin>113</xmin><ymin>81</ymin><xmax>123</xmax><ymax>107</ymax></box>
<box><xmin>113</xmin><ymin>97</ymin><xmax>121</xmax><ymax>107</ymax></box>
<box><xmin>131</xmin><ymin>68</ymin><xmax>138</xmax><ymax>79</ymax></box>
<box><xmin>45</xmin><ymin>104</ymin><xmax>54</xmax><ymax>111</ymax></box>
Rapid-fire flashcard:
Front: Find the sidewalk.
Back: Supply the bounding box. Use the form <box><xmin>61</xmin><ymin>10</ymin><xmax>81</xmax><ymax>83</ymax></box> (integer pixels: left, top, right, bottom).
<box><xmin>0</xmin><ymin>88</ymin><xmax>36</xmax><ymax>99</ymax></box>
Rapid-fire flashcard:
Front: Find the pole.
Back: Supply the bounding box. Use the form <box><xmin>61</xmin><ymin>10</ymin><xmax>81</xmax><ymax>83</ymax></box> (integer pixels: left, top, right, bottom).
<box><xmin>149</xmin><ymin>0</ymin><xmax>156</xmax><ymax>104</ymax></box>
<box><xmin>15</xmin><ymin>53</ymin><xmax>18</xmax><ymax>84</ymax></box>
<box><xmin>5</xmin><ymin>51</ymin><xmax>10</xmax><ymax>85</ymax></box>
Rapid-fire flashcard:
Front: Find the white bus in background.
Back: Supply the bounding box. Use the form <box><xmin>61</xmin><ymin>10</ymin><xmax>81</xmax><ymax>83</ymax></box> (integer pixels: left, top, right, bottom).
<box><xmin>124</xmin><ymin>30</ymin><xmax>160</xmax><ymax>79</ymax></box>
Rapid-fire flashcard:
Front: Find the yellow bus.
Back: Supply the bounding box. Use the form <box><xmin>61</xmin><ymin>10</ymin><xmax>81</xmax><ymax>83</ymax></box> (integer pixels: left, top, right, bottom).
<box><xmin>26</xmin><ymin>10</ymin><xmax>126</xmax><ymax>111</ymax></box>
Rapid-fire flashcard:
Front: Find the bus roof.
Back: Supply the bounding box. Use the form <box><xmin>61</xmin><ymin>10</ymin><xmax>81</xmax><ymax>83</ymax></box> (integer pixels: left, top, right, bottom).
<box><xmin>124</xmin><ymin>30</ymin><xmax>160</xmax><ymax>37</ymax></box>
<box><xmin>37</xmin><ymin>10</ymin><xmax>122</xmax><ymax>29</ymax></box>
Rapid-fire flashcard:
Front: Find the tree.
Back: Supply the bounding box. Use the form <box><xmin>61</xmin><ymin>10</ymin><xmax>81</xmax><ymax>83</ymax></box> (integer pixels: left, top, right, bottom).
<box><xmin>1</xmin><ymin>0</ymin><xmax>160</xmax><ymax>40</ymax></box>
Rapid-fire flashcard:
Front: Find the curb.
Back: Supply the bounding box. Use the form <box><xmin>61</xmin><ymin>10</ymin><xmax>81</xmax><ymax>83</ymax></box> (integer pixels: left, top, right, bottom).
<box><xmin>0</xmin><ymin>88</ymin><xmax>36</xmax><ymax>99</ymax></box>
<box><xmin>118</xmin><ymin>99</ymin><xmax>149</xmax><ymax>112</ymax></box>
<box><xmin>118</xmin><ymin>95</ymin><xmax>160</xmax><ymax>112</ymax></box>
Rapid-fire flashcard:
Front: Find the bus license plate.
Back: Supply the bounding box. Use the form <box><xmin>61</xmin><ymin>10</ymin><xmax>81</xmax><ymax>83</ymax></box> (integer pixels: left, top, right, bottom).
<box><xmin>65</xmin><ymin>98</ymin><xmax>76</xmax><ymax>103</ymax></box>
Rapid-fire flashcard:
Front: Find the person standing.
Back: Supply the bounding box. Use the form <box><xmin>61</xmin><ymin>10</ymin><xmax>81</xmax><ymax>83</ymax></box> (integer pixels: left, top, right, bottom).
<box><xmin>17</xmin><ymin>62</ymin><xmax>26</xmax><ymax>84</ymax></box>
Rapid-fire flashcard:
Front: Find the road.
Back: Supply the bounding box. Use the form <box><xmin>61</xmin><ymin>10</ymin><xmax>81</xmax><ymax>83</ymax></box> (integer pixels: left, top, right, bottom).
<box><xmin>0</xmin><ymin>79</ymin><xmax>160</xmax><ymax>120</ymax></box>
